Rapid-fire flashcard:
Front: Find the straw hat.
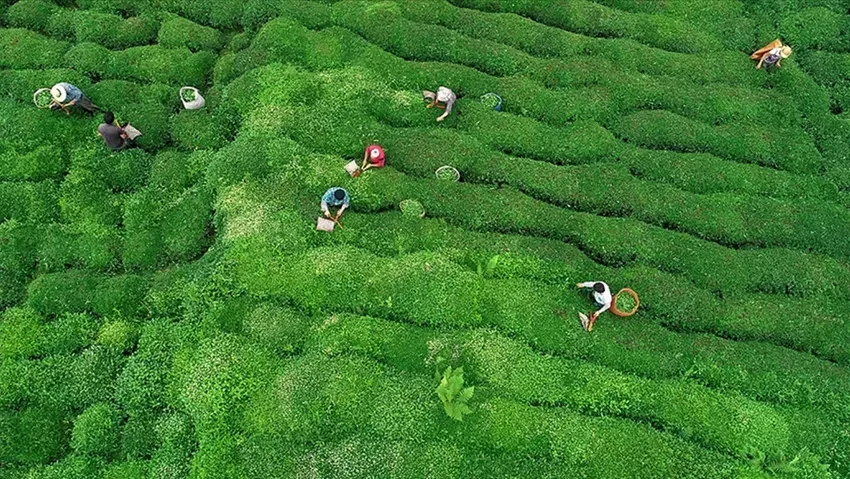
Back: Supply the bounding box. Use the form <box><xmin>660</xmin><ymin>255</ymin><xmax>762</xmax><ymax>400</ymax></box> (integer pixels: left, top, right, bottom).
<box><xmin>780</xmin><ymin>46</ymin><xmax>793</xmax><ymax>58</ymax></box>
<box><xmin>50</xmin><ymin>84</ymin><xmax>67</xmax><ymax>103</ymax></box>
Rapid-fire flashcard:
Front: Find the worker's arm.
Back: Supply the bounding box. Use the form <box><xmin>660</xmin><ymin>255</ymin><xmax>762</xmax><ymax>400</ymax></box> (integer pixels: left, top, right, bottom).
<box><xmin>756</xmin><ymin>56</ymin><xmax>765</xmax><ymax>69</ymax></box>
<box><xmin>576</xmin><ymin>282</ymin><xmax>594</xmax><ymax>289</ymax></box>
<box><xmin>776</xmin><ymin>59</ymin><xmax>782</xmax><ymax>68</ymax></box>
<box><xmin>592</xmin><ymin>302</ymin><xmax>611</xmax><ymax>319</ymax></box>
<box><xmin>321</xmin><ymin>201</ymin><xmax>331</xmax><ymax>217</ymax></box>
<box><xmin>436</xmin><ymin>99</ymin><xmax>454</xmax><ymax>122</ymax></box>
<box><xmin>335</xmin><ymin>203</ymin><xmax>348</xmax><ymax>219</ymax></box>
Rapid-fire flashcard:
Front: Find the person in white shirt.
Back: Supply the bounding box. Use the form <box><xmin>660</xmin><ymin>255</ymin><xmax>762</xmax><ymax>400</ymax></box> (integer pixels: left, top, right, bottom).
<box><xmin>422</xmin><ymin>87</ymin><xmax>457</xmax><ymax>122</ymax></box>
<box><xmin>576</xmin><ymin>281</ymin><xmax>612</xmax><ymax>331</ymax></box>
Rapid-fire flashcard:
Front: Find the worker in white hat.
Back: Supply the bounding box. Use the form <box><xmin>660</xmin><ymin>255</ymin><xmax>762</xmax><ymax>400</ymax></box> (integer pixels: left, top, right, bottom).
<box><xmin>422</xmin><ymin>86</ymin><xmax>457</xmax><ymax>122</ymax></box>
<box><xmin>49</xmin><ymin>82</ymin><xmax>99</xmax><ymax>115</ymax></box>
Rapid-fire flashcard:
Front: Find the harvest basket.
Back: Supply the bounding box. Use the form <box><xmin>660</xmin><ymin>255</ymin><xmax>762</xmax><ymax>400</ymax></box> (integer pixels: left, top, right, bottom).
<box><xmin>611</xmin><ymin>288</ymin><xmax>640</xmax><ymax>317</ymax></box>
<box><xmin>33</xmin><ymin>88</ymin><xmax>53</xmax><ymax>109</ymax></box>
<box><xmin>435</xmin><ymin>165</ymin><xmax>460</xmax><ymax>181</ymax></box>
<box><xmin>481</xmin><ymin>92</ymin><xmax>502</xmax><ymax>111</ymax></box>
<box><xmin>180</xmin><ymin>87</ymin><xmax>205</xmax><ymax>110</ymax></box>
<box><xmin>399</xmin><ymin>199</ymin><xmax>425</xmax><ymax>218</ymax></box>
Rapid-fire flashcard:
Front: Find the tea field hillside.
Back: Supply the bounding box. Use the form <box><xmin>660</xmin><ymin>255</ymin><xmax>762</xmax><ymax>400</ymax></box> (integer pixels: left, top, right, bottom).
<box><xmin>2</xmin><ymin>0</ymin><xmax>850</xmax><ymax>478</ymax></box>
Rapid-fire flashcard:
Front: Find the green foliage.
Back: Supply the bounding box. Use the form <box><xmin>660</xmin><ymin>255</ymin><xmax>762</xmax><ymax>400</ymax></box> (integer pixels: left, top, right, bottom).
<box><xmin>435</xmin><ymin>366</ymin><xmax>474</xmax><ymax>421</ymax></box>
<box><xmin>4</xmin><ymin>0</ymin><xmax>58</xmax><ymax>32</ymax></box>
<box><xmin>158</xmin><ymin>15</ymin><xmax>223</xmax><ymax>52</ymax></box>
<box><xmin>71</xmin><ymin>403</ymin><xmax>122</xmax><ymax>457</ymax></box>
<box><xmin>0</xmin><ymin>29</ymin><xmax>68</xmax><ymax>69</ymax></box>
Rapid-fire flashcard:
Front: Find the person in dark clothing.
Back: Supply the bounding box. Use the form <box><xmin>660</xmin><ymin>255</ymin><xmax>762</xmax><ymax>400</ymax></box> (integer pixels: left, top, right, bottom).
<box><xmin>97</xmin><ymin>111</ymin><xmax>128</xmax><ymax>151</ymax></box>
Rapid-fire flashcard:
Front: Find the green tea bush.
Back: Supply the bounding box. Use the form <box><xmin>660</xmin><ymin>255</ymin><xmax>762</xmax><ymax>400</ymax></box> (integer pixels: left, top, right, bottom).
<box><xmin>3</xmin><ymin>0</ymin><xmax>57</xmax><ymax>32</ymax></box>
<box><xmin>449</xmin><ymin>0</ymin><xmax>722</xmax><ymax>54</ymax></box>
<box><xmin>148</xmin><ymin>412</ymin><xmax>194</xmax><ymax>479</ymax></box>
<box><xmin>71</xmin><ymin>402</ymin><xmax>122</xmax><ymax>457</ymax></box>
<box><xmin>1</xmin><ymin>405</ymin><xmax>66</xmax><ymax>467</ymax></box>
<box><xmin>111</xmin><ymin>45</ymin><xmax>216</xmax><ymax>86</ymax></box>
<box><xmin>778</xmin><ymin>7</ymin><xmax>846</xmax><ymax>51</ymax></box>
<box><xmin>399</xmin><ymin>0</ymin><xmax>755</xmax><ymax>86</ymax></box>
<box><xmin>92</xmin><ymin>274</ymin><xmax>149</xmax><ymax>317</ymax></box>
<box><xmin>158</xmin><ymin>15</ymin><xmax>224</xmax><ymax>52</ymax></box>
<box><xmin>26</xmin><ymin>271</ymin><xmax>99</xmax><ymax>316</ymax></box>
<box><xmin>63</xmin><ymin>42</ymin><xmax>112</xmax><ymax>78</ymax></box>
<box><xmin>317</xmin><ymin>313</ymin><xmax>791</xmax><ymax>456</ymax></box>
<box><xmin>70</xmin><ymin>147</ymin><xmax>152</xmax><ymax>193</ymax></box>
<box><xmin>0</xmin><ymin>221</ymin><xmax>39</xmax><ymax>308</ymax></box>
<box><xmin>72</xmin><ymin>12</ymin><xmax>159</xmax><ymax>50</ymax></box>
<box><xmin>0</xmin><ymin>145</ymin><xmax>66</xmax><ymax>181</ymax></box>
<box><xmin>0</xmin><ymin>28</ymin><xmax>69</xmax><ymax>70</ymax></box>
<box><xmin>242</xmin><ymin>303</ymin><xmax>313</xmax><ymax>354</ymax></box>
<box><xmin>170</xmin><ymin>110</ymin><xmax>230</xmax><ymax>150</ymax></box>
<box><xmin>124</xmin><ymin>185</ymin><xmax>213</xmax><ymax>268</ymax></box>
<box><xmin>39</xmin><ymin>313</ymin><xmax>100</xmax><ymax>357</ymax></box>
<box><xmin>59</xmin><ymin>176</ymin><xmax>124</xmax><ymax>227</ymax></box>
<box><xmin>0</xmin><ymin>308</ymin><xmax>42</xmax><ymax>360</ymax></box>
<box><xmin>87</xmin><ymin>80</ymin><xmax>175</xmax><ymax>109</ymax></box>
<box><xmin>155</xmin><ymin>0</ymin><xmax>243</xmax><ymax>29</ymax></box>
<box><xmin>149</xmin><ymin>149</ymin><xmax>209</xmax><ymax>191</ymax></box>
<box><xmin>614</xmin><ymin>110</ymin><xmax>823</xmax><ymax>174</ymax></box>
<box><xmin>65</xmin><ymin>43</ymin><xmax>215</xmax><ymax>86</ymax></box>
<box><xmin>97</xmin><ymin>320</ymin><xmax>139</xmax><ymax>353</ymax></box>
<box><xmin>102</xmin><ymin>460</ymin><xmax>149</xmax><ymax>479</ymax></box>
<box><xmin>0</xmin><ymin>181</ymin><xmax>59</xmax><ymax>224</ymax></box>
<box><xmin>37</xmin><ymin>222</ymin><xmax>120</xmax><ymax>272</ymax></box>
<box><xmin>25</xmin><ymin>455</ymin><xmax>104</xmax><ymax>479</ymax></box>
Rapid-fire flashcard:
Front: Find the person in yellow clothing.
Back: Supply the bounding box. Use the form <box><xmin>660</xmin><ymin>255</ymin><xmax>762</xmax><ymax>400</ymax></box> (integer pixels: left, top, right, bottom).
<box><xmin>751</xmin><ymin>39</ymin><xmax>792</xmax><ymax>70</ymax></box>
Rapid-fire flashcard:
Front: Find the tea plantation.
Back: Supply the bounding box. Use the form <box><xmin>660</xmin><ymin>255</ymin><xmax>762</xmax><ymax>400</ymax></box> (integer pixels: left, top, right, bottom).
<box><xmin>2</xmin><ymin>0</ymin><xmax>850</xmax><ymax>478</ymax></box>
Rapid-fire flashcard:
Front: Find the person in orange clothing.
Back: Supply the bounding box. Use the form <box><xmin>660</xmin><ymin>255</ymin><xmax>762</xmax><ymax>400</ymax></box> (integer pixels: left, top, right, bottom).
<box><xmin>751</xmin><ymin>39</ymin><xmax>792</xmax><ymax>70</ymax></box>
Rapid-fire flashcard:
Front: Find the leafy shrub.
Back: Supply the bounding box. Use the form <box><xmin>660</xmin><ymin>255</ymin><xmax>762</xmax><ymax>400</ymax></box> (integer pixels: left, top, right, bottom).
<box><xmin>0</xmin><ymin>180</ymin><xmax>60</xmax><ymax>224</ymax></box>
<box><xmin>26</xmin><ymin>271</ymin><xmax>99</xmax><ymax>316</ymax></box>
<box><xmin>0</xmin><ymin>145</ymin><xmax>66</xmax><ymax>181</ymax></box>
<box><xmin>92</xmin><ymin>274</ymin><xmax>149</xmax><ymax>317</ymax></box>
<box><xmin>0</xmin><ymin>29</ymin><xmax>68</xmax><ymax>70</ymax></box>
<box><xmin>37</xmin><ymin>222</ymin><xmax>121</xmax><ymax>272</ymax></box>
<box><xmin>778</xmin><ymin>7</ymin><xmax>845</xmax><ymax>50</ymax></box>
<box><xmin>71</xmin><ymin>11</ymin><xmax>160</xmax><ymax>50</ymax></box>
<box><xmin>25</xmin><ymin>455</ymin><xmax>104</xmax><ymax>479</ymax></box>
<box><xmin>97</xmin><ymin>320</ymin><xmax>139</xmax><ymax>353</ymax></box>
<box><xmin>158</xmin><ymin>15</ymin><xmax>223</xmax><ymax>52</ymax></box>
<box><xmin>435</xmin><ymin>366</ymin><xmax>474</xmax><ymax>421</ymax></box>
<box><xmin>1</xmin><ymin>405</ymin><xmax>67</xmax><ymax>466</ymax></box>
<box><xmin>170</xmin><ymin>110</ymin><xmax>229</xmax><ymax>151</ymax></box>
<box><xmin>0</xmin><ymin>308</ymin><xmax>42</xmax><ymax>360</ymax></box>
<box><xmin>71</xmin><ymin>402</ymin><xmax>122</xmax><ymax>457</ymax></box>
<box><xmin>3</xmin><ymin>0</ymin><xmax>58</xmax><ymax>32</ymax></box>
<box><xmin>63</xmin><ymin>42</ymin><xmax>112</xmax><ymax>78</ymax></box>
<box><xmin>242</xmin><ymin>303</ymin><xmax>312</xmax><ymax>354</ymax></box>
<box><xmin>39</xmin><ymin>313</ymin><xmax>100</xmax><ymax>356</ymax></box>
<box><xmin>70</xmin><ymin>147</ymin><xmax>152</xmax><ymax>193</ymax></box>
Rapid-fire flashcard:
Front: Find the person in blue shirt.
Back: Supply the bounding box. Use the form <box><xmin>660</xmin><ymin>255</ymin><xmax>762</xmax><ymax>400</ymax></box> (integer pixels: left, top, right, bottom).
<box><xmin>321</xmin><ymin>187</ymin><xmax>350</xmax><ymax>221</ymax></box>
<box><xmin>49</xmin><ymin>82</ymin><xmax>99</xmax><ymax>115</ymax></box>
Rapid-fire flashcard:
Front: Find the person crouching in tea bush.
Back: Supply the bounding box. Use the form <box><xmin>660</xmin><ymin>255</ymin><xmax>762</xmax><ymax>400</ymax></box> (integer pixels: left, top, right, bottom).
<box><xmin>321</xmin><ymin>187</ymin><xmax>350</xmax><ymax>221</ymax></box>
<box><xmin>49</xmin><ymin>82</ymin><xmax>99</xmax><ymax>115</ymax></box>
<box><xmin>576</xmin><ymin>281</ymin><xmax>612</xmax><ymax>332</ymax></box>
<box><xmin>97</xmin><ymin>112</ymin><xmax>130</xmax><ymax>151</ymax></box>
<box><xmin>423</xmin><ymin>87</ymin><xmax>457</xmax><ymax>122</ymax></box>
<box><xmin>361</xmin><ymin>144</ymin><xmax>386</xmax><ymax>172</ymax></box>
<box><xmin>751</xmin><ymin>39</ymin><xmax>792</xmax><ymax>70</ymax></box>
